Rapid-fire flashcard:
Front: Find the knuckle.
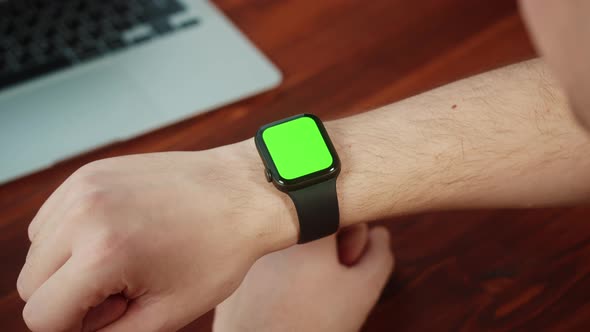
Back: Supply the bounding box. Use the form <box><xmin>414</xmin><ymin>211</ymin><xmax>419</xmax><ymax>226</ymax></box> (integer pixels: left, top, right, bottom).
<box><xmin>22</xmin><ymin>305</ymin><xmax>33</xmax><ymax>329</ymax></box>
<box><xmin>22</xmin><ymin>303</ymin><xmax>43</xmax><ymax>332</ymax></box>
<box><xmin>70</xmin><ymin>172</ymin><xmax>103</xmax><ymax>194</ymax></box>
<box><xmin>75</xmin><ymin>189</ymin><xmax>112</xmax><ymax>216</ymax></box>
<box><xmin>69</xmin><ymin>161</ymin><xmax>110</xmax><ymax>194</ymax></box>
<box><xmin>66</xmin><ymin>165</ymin><xmax>120</xmax><ymax>220</ymax></box>
<box><xmin>63</xmin><ymin>189</ymin><xmax>114</xmax><ymax>232</ymax></box>
<box><xmin>74</xmin><ymin>160</ymin><xmax>105</xmax><ymax>176</ymax></box>
<box><xmin>27</xmin><ymin>223</ymin><xmax>37</xmax><ymax>242</ymax></box>
<box><xmin>23</xmin><ymin>304</ymin><xmax>60</xmax><ymax>332</ymax></box>
<box><xmin>16</xmin><ymin>273</ymin><xmax>30</xmax><ymax>301</ymax></box>
<box><xmin>52</xmin><ymin>164</ymin><xmax>117</xmax><ymax>234</ymax></box>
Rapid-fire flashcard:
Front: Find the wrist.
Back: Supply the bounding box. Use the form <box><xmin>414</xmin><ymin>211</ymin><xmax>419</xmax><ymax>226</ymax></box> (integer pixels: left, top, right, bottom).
<box><xmin>325</xmin><ymin>112</ymin><xmax>448</xmax><ymax>227</ymax></box>
<box><xmin>218</xmin><ymin>139</ymin><xmax>299</xmax><ymax>254</ymax></box>
<box><xmin>213</xmin><ymin>108</ymin><xmax>451</xmax><ymax>253</ymax></box>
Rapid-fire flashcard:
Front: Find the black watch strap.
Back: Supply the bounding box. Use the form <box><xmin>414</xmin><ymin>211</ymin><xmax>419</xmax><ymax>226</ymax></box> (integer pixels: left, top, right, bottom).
<box><xmin>287</xmin><ymin>177</ymin><xmax>340</xmax><ymax>244</ymax></box>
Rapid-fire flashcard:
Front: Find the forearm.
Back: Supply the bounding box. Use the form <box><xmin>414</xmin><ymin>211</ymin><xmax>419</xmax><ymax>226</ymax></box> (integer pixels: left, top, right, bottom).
<box><xmin>229</xmin><ymin>58</ymin><xmax>590</xmax><ymax>250</ymax></box>
<box><xmin>332</xmin><ymin>59</ymin><xmax>590</xmax><ymax>226</ymax></box>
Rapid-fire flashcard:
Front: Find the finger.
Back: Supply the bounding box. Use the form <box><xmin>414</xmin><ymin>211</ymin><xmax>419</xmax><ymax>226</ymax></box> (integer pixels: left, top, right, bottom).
<box><xmin>28</xmin><ymin>192</ymin><xmax>61</xmax><ymax>242</ymax></box>
<box><xmin>83</xmin><ymin>295</ymin><xmax>128</xmax><ymax>332</ymax></box>
<box><xmin>21</xmin><ymin>181</ymin><xmax>83</xmax><ymax>301</ymax></box>
<box><xmin>351</xmin><ymin>227</ymin><xmax>395</xmax><ymax>284</ymax></box>
<box><xmin>21</xmin><ymin>187</ymin><xmax>114</xmax><ymax>301</ymax></box>
<box><xmin>338</xmin><ymin>227</ymin><xmax>395</xmax><ymax>331</ymax></box>
<box><xmin>17</xmin><ymin>228</ymin><xmax>72</xmax><ymax>301</ymax></box>
<box><xmin>23</xmin><ymin>179</ymin><xmax>81</xmax><ymax>298</ymax></box>
<box><xmin>343</xmin><ymin>227</ymin><xmax>394</xmax><ymax>313</ymax></box>
<box><xmin>337</xmin><ymin>224</ymin><xmax>369</xmax><ymax>266</ymax></box>
<box><xmin>28</xmin><ymin>176</ymin><xmax>74</xmax><ymax>242</ymax></box>
<box><xmin>98</xmin><ymin>298</ymin><xmax>179</xmax><ymax>332</ymax></box>
<box><xmin>23</xmin><ymin>256</ymin><xmax>124</xmax><ymax>332</ymax></box>
<box><xmin>29</xmin><ymin>167</ymin><xmax>102</xmax><ymax>242</ymax></box>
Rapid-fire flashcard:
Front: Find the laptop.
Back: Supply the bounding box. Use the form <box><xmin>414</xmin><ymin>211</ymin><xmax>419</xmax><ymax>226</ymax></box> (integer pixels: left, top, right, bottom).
<box><xmin>0</xmin><ymin>0</ymin><xmax>282</xmax><ymax>184</ymax></box>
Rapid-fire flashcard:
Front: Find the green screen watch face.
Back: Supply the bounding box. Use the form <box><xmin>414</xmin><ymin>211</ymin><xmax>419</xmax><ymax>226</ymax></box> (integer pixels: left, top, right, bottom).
<box><xmin>256</xmin><ymin>114</ymin><xmax>340</xmax><ymax>187</ymax></box>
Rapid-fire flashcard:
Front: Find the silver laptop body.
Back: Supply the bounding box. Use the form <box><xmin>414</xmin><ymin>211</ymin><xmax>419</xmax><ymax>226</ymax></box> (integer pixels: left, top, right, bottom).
<box><xmin>0</xmin><ymin>0</ymin><xmax>282</xmax><ymax>183</ymax></box>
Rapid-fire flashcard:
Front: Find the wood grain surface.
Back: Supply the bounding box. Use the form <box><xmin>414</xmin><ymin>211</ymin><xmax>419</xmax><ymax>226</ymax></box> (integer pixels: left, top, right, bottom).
<box><xmin>2</xmin><ymin>0</ymin><xmax>589</xmax><ymax>331</ymax></box>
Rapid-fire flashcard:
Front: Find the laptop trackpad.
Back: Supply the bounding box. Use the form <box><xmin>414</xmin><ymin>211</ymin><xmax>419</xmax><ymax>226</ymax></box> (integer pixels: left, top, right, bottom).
<box><xmin>0</xmin><ymin>66</ymin><xmax>161</xmax><ymax>180</ymax></box>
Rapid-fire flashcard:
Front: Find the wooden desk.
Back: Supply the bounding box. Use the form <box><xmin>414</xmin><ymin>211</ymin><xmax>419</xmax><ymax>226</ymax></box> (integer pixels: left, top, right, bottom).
<box><xmin>2</xmin><ymin>0</ymin><xmax>589</xmax><ymax>331</ymax></box>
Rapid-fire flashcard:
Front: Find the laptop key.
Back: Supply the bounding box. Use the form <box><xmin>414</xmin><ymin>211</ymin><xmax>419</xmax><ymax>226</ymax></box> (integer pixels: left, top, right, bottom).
<box><xmin>0</xmin><ymin>56</ymin><xmax>71</xmax><ymax>91</ymax></box>
<box><xmin>74</xmin><ymin>44</ymin><xmax>101</xmax><ymax>61</ymax></box>
<box><xmin>122</xmin><ymin>24</ymin><xmax>153</xmax><ymax>44</ymax></box>
<box><xmin>0</xmin><ymin>0</ymin><xmax>194</xmax><ymax>92</ymax></box>
<box><xmin>151</xmin><ymin>18</ymin><xmax>173</xmax><ymax>34</ymax></box>
<box><xmin>151</xmin><ymin>0</ymin><xmax>185</xmax><ymax>16</ymax></box>
<box><xmin>104</xmin><ymin>35</ymin><xmax>127</xmax><ymax>50</ymax></box>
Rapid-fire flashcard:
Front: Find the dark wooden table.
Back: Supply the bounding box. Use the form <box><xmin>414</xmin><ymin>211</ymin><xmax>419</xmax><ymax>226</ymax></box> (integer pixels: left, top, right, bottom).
<box><xmin>2</xmin><ymin>0</ymin><xmax>590</xmax><ymax>331</ymax></box>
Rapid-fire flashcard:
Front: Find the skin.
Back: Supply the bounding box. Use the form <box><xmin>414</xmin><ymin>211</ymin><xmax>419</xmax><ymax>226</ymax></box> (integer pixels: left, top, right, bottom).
<box><xmin>218</xmin><ymin>3</ymin><xmax>590</xmax><ymax>330</ymax></box>
<box><xmin>17</xmin><ymin>150</ymin><xmax>298</xmax><ymax>332</ymax></box>
<box><xmin>519</xmin><ymin>0</ymin><xmax>590</xmax><ymax>130</ymax></box>
<box><xmin>214</xmin><ymin>225</ymin><xmax>394</xmax><ymax>332</ymax></box>
<box><xmin>17</xmin><ymin>59</ymin><xmax>590</xmax><ymax>332</ymax></box>
<box><xmin>16</xmin><ymin>1</ymin><xmax>590</xmax><ymax>331</ymax></box>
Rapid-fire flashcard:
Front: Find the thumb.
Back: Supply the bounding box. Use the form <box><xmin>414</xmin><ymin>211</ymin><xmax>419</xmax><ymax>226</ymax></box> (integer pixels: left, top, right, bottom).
<box><xmin>337</xmin><ymin>224</ymin><xmax>369</xmax><ymax>266</ymax></box>
<box><xmin>98</xmin><ymin>297</ymin><xmax>181</xmax><ymax>332</ymax></box>
<box><xmin>82</xmin><ymin>295</ymin><xmax>128</xmax><ymax>332</ymax></box>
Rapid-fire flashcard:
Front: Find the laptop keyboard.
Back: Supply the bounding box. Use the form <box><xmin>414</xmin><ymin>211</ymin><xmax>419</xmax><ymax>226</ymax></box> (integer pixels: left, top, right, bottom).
<box><xmin>0</xmin><ymin>0</ymin><xmax>200</xmax><ymax>91</ymax></box>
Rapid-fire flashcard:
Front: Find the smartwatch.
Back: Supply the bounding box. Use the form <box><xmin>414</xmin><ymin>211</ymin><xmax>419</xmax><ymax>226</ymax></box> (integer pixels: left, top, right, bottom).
<box><xmin>255</xmin><ymin>113</ymin><xmax>341</xmax><ymax>244</ymax></box>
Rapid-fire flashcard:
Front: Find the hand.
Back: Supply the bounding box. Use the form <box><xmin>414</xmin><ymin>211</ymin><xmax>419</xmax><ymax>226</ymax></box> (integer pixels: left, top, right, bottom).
<box><xmin>214</xmin><ymin>225</ymin><xmax>394</xmax><ymax>332</ymax></box>
<box><xmin>17</xmin><ymin>142</ymin><xmax>299</xmax><ymax>332</ymax></box>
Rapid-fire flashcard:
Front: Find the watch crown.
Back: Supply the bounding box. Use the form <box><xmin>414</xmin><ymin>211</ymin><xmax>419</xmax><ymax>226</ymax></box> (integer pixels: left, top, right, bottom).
<box><xmin>264</xmin><ymin>168</ymin><xmax>272</xmax><ymax>182</ymax></box>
